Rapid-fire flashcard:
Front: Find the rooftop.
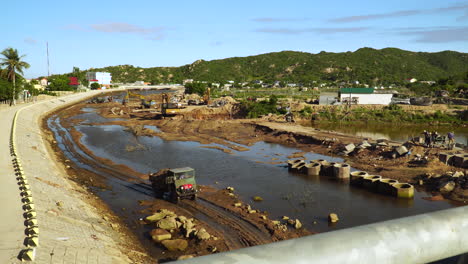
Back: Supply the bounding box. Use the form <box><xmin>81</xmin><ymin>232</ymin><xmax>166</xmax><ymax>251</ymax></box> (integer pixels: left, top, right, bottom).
<box><xmin>340</xmin><ymin>88</ymin><xmax>374</xmax><ymax>94</ymax></box>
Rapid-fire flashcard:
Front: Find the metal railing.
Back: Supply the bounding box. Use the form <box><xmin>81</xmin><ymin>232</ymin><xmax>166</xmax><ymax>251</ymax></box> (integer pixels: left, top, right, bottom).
<box><xmin>175</xmin><ymin>206</ymin><xmax>468</xmax><ymax>264</ymax></box>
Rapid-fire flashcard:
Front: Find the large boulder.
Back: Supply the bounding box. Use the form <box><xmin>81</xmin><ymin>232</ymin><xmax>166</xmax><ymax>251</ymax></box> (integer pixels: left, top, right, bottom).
<box><xmin>294</xmin><ymin>219</ymin><xmax>302</xmax><ymax>229</ymax></box>
<box><xmin>439</xmin><ymin>181</ymin><xmax>456</xmax><ymax>193</ymax></box>
<box><xmin>157</xmin><ymin>216</ymin><xmax>179</xmax><ymax>230</ymax></box>
<box><xmin>196</xmin><ymin>228</ymin><xmax>211</xmax><ymax>240</ymax></box>
<box><xmin>150</xmin><ymin>229</ymin><xmax>171</xmax><ymax>242</ymax></box>
<box><xmin>146</xmin><ymin>209</ymin><xmax>176</xmax><ymax>222</ymax></box>
<box><xmin>161</xmin><ymin>239</ymin><xmax>188</xmax><ymax>251</ymax></box>
<box><xmin>395</xmin><ymin>146</ymin><xmax>408</xmax><ymax>156</ymax></box>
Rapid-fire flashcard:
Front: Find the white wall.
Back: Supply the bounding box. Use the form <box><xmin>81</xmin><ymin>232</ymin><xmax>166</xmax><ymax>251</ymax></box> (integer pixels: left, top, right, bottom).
<box><xmin>340</xmin><ymin>93</ymin><xmax>393</xmax><ymax>105</ymax></box>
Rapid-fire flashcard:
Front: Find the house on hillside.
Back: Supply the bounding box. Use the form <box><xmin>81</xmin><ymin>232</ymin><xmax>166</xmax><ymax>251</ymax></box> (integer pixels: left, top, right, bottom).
<box><xmin>86</xmin><ymin>72</ymin><xmax>112</xmax><ymax>88</ymax></box>
<box><xmin>40</xmin><ymin>78</ymin><xmax>48</xmax><ymax>86</ymax></box>
<box><xmin>339</xmin><ymin>88</ymin><xmax>393</xmax><ymax>105</ymax></box>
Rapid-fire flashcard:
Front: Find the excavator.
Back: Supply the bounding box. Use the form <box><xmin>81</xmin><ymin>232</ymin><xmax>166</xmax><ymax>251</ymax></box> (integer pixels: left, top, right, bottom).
<box><xmin>161</xmin><ymin>93</ymin><xmax>184</xmax><ymax>116</ymax></box>
<box><xmin>124</xmin><ymin>91</ymin><xmax>153</xmax><ymax>108</ymax></box>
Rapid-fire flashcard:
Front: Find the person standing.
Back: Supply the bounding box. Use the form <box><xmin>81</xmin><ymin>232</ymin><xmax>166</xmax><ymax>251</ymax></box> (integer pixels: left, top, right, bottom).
<box><xmin>447</xmin><ymin>131</ymin><xmax>455</xmax><ymax>149</ymax></box>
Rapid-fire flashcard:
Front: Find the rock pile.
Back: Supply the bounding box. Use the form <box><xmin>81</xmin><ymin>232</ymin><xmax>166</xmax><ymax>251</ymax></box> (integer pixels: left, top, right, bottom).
<box><xmin>145</xmin><ymin>209</ymin><xmax>214</xmax><ymax>252</ymax></box>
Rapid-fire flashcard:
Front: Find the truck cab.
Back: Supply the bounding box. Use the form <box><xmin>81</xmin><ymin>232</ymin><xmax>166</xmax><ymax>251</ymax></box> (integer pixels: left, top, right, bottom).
<box><xmin>150</xmin><ymin>167</ymin><xmax>198</xmax><ymax>203</ymax></box>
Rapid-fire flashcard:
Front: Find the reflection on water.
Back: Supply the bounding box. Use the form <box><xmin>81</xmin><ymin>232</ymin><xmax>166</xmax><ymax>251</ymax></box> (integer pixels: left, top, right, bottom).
<box><xmin>308</xmin><ymin>122</ymin><xmax>467</xmax><ymax>145</ymax></box>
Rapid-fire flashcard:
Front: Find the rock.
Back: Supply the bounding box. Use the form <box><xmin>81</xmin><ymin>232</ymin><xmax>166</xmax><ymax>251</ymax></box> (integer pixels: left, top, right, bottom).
<box><xmin>287</xmin><ymin>219</ymin><xmax>295</xmax><ymax>225</ymax></box>
<box><xmin>453</xmin><ymin>171</ymin><xmax>464</xmax><ymax>178</ymax></box>
<box><xmin>234</xmin><ymin>202</ymin><xmax>242</xmax><ymax>207</ymax></box>
<box><xmin>260</xmin><ymin>215</ymin><xmax>267</xmax><ymax>220</ymax></box>
<box><xmin>272</xmin><ymin>220</ymin><xmax>281</xmax><ymax>225</ymax></box>
<box><xmin>395</xmin><ymin>146</ymin><xmax>408</xmax><ymax>156</ymax></box>
<box><xmin>157</xmin><ymin>217</ymin><xmax>178</xmax><ymax>230</ymax></box>
<box><xmin>377</xmin><ymin>142</ymin><xmax>388</xmax><ymax>146</ymax></box>
<box><xmin>196</xmin><ymin>228</ymin><xmax>211</xmax><ymax>240</ymax></box>
<box><xmin>439</xmin><ymin>181</ymin><xmax>456</xmax><ymax>193</ymax></box>
<box><xmin>282</xmin><ymin>216</ymin><xmax>289</xmax><ymax>220</ymax></box>
<box><xmin>56</xmin><ymin>201</ymin><xmax>63</xmax><ymax>207</ymax></box>
<box><xmin>419</xmin><ymin>180</ymin><xmax>424</xmax><ymax>186</ymax></box>
<box><xmin>344</xmin><ymin>143</ymin><xmax>355</xmax><ymax>152</ymax></box>
<box><xmin>246</xmin><ymin>205</ymin><xmax>252</xmax><ymax>211</ymax></box>
<box><xmin>150</xmin><ymin>229</ymin><xmax>171</xmax><ymax>242</ymax></box>
<box><xmin>146</xmin><ymin>210</ymin><xmax>175</xmax><ymax>222</ymax></box>
<box><xmin>361</xmin><ymin>141</ymin><xmax>372</xmax><ymax>148</ymax></box>
<box><xmin>228</xmin><ymin>193</ymin><xmax>235</xmax><ymax>197</ymax></box>
<box><xmin>208</xmin><ymin>246</ymin><xmax>217</xmax><ymax>253</ymax></box>
<box><xmin>226</xmin><ymin>186</ymin><xmax>235</xmax><ymax>192</ymax></box>
<box><xmin>252</xmin><ymin>196</ymin><xmax>263</xmax><ymax>202</ymax></box>
<box><xmin>248</xmin><ymin>210</ymin><xmax>257</xmax><ymax>214</ymax></box>
<box><xmin>294</xmin><ymin>219</ymin><xmax>302</xmax><ymax>229</ymax></box>
<box><xmin>177</xmin><ymin>255</ymin><xmax>195</xmax><ymax>260</ymax></box>
<box><xmin>161</xmin><ymin>239</ymin><xmax>188</xmax><ymax>251</ymax></box>
<box><xmin>328</xmin><ymin>213</ymin><xmax>339</xmax><ymax>223</ymax></box>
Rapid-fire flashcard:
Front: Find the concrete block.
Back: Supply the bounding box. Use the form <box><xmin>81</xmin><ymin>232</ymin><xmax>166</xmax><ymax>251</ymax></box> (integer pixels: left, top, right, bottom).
<box><xmin>26</xmin><ymin>226</ymin><xmax>39</xmax><ymax>235</ymax></box>
<box><xmin>333</xmin><ymin>163</ymin><xmax>350</xmax><ymax>179</ymax></box>
<box><xmin>344</xmin><ymin>143</ymin><xmax>356</xmax><ymax>152</ymax></box>
<box><xmin>350</xmin><ymin>171</ymin><xmax>369</xmax><ymax>186</ymax></box>
<box><xmin>377</xmin><ymin>179</ymin><xmax>398</xmax><ymax>195</ymax></box>
<box><xmin>395</xmin><ymin>146</ymin><xmax>408</xmax><ymax>156</ymax></box>
<box><xmin>25</xmin><ymin>235</ymin><xmax>39</xmax><ymax>247</ymax></box>
<box><xmin>306</xmin><ymin>163</ymin><xmax>321</xmax><ymax>176</ymax></box>
<box><xmin>363</xmin><ymin>175</ymin><xmax>382</xmax><ymax>191</ymax></box>
<box><xmin>19</xmin><ymin>248</ymin><xmax>36</xmax><ymax>261</ymax></box>
<box><xmin>438</xmin><ymin>153</ymin><xmax>455</xmax><ymax>165</ymax></box>
<box><xmin>391</xmin><ymin>183</ymin><xmax>414</xmax><ymax>199</ymax></box>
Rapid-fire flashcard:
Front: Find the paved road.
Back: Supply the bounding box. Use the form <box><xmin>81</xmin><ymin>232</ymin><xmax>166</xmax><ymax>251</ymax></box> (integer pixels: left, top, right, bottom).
<box><xmin>0</xmin><ymin>92</ymin><xmax>136</xmax><ymax>263</ymax></box>
<box><xmin>0</xmin><ymin>104</ymin><xmax>26</xmax><ymax>263</ymax></box>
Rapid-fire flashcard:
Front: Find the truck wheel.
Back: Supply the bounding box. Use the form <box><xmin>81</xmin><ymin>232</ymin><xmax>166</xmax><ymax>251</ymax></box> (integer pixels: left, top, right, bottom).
<box><xmin>191</xmin><ymin>194</ymin><xmax>197</xmax><ymax>201</ymax></box>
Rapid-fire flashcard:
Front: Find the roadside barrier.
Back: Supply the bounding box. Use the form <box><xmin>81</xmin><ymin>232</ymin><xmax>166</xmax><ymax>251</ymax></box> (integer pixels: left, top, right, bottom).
<box><xmin>10</xmin><ymin>108</ymin><xmax>38</xmax><ymax>261</ymax></box>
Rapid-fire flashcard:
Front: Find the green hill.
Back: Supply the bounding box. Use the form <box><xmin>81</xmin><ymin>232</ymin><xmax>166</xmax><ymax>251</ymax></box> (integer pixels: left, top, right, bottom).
<box><xmin>82</xmin><ymin>47</ymin><xmax>468</xmax><ymax>85</ymax></box>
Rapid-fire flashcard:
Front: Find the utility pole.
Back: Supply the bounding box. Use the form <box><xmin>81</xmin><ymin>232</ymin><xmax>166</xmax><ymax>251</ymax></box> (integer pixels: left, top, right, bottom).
<box><xmin>47</xmin><ymin>42</ymin><xmax>50</xmax><ymax>77</ymax></box>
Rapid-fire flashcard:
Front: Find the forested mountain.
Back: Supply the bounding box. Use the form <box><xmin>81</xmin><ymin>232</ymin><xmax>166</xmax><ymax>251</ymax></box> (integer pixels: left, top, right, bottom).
<box><xmin>79</xmin><ymin>47</ymin><xmax>468</xmax><ymax>85</ymax></box>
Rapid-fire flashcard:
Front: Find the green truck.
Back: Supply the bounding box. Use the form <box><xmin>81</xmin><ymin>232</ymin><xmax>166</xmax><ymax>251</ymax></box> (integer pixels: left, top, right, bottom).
<box><xmin>149</xmin><ymin>167</ymin><xmax>198</xmax><ymax>203</ymax></box>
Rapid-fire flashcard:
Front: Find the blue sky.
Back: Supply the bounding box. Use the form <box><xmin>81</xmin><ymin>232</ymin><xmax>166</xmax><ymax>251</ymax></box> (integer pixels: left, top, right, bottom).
<box><xmin>2</xmin><ymin>0</ymin><xmax>467</xmax><ymax>78</ymax></box>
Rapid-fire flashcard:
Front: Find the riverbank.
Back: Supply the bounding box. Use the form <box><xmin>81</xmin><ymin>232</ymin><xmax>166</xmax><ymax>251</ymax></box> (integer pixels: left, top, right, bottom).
<box><xmin>89</xmin><ymin>100</ymin><xmax>467</xmax><ymax>203</ymax></box>
<box><xmin>0</xmin><ymin>91</ymin><xmax>150</xmax><ymax>263</ymax></box>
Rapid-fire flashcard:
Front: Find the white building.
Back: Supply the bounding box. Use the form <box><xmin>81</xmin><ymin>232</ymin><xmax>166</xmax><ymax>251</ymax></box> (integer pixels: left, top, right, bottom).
<box><xmin>339</xmin><ymin>88</ymin><xmax>393</xmax><ymax>105</ymax></box>
<box><xmin>86</xmin><ymin>72</ymin><xmax>112</xmax><ymax>87</ymax></box>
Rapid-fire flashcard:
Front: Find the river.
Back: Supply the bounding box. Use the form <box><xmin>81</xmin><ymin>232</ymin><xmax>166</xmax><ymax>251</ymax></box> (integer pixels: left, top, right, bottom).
<box><xmin>47</xmin><ymin>105</ymin><xmax>457</xmax><ymax>238</ymax></box>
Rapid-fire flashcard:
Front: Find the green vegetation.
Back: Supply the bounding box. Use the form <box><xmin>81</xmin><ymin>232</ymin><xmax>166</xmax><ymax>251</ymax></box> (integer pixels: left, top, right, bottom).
<box><xmin>185</xmin><ymin>82</ymin><xmax>207</xmax><ymax>96</ymax></box>
<box><xmin>90</xmin><ymin>82</ymin><xmax>100</xmax><ymax>90</ymax></box>
<box><xmin>0</xmin><ymin>47</ymin><xmax>30</xmax><ymax>105</ymax></box>
<box><xmin>240</xmin><ymin>95</ymin><xmax>287</xmax><ymax>118</ymax></box>
<box><xmin>83</xmin><ymin>48</ymin><xmax>467</xmax><ymax>88</ymax></box>
<box><xmin>313</xmin><ymin>106</ymin><xmax>464</xmax><ymax>124</ymax></box>
<box><xmin>48</xmin><ymin>75</ymin><xmax>73</xmax><ymax>91</ymax></box>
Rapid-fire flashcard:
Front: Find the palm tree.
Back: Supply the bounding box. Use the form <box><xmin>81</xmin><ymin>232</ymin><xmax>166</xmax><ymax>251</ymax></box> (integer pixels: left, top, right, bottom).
<box><xmin>0</xmin><ymin>48</ymin><xmax>30</xmax><ymax>105</ymax></box>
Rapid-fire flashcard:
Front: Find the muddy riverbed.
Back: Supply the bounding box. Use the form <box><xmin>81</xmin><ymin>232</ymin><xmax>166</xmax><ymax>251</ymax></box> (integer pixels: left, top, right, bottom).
<box><xmin>43</xmin><ymin>98</ymin><xmax>465</xmax><ymax>262</ymax></box>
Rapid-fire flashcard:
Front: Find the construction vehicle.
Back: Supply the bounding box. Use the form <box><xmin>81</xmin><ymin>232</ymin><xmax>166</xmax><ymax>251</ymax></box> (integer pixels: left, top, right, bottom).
<box><xmin>203</xmin><ymin>87</ymin><xmax>211</xmax><ymax>105</ymax></box>
<box><xmin>161</xmin><ymin>93</ymin><xmax>184</xmax><ymax>116</ymax></box>
<box><xmin>125</xmin><ymin>91</ymin><xmax>154</xmax><ymax>108</ymax></box>
<box><xmin>149</xmin><ymin>167</ymin><xmax>198</xmax><ymax>203</ymax></box>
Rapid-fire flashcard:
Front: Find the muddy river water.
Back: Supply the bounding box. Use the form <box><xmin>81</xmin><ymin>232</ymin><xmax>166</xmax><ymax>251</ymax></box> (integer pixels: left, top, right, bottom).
<box><xmin>47</xmin><ymin>105</ymin><xmax>458</xmax><ymax>240</ymax></box>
